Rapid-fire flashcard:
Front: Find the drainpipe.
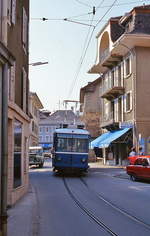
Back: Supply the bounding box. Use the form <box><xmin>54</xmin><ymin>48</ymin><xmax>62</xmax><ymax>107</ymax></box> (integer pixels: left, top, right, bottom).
<box><xmin>0</xmin><ymin>63</ymin><xmax>8</xmax><ymax>236</ymax></box>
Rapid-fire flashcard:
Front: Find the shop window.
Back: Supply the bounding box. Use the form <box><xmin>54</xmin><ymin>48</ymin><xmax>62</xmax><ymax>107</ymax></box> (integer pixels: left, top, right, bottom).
<box><xmin>14</xmin><ymin>119</ymin><xmax>22</xmax><ymax>188</ymax></box>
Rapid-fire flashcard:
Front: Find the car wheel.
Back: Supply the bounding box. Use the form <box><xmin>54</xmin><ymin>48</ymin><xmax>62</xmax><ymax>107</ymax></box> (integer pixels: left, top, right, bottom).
<box><xmin>130</xmin><ymin>175</ymin><xmax>137</xmax><ymax>181</ymax></box>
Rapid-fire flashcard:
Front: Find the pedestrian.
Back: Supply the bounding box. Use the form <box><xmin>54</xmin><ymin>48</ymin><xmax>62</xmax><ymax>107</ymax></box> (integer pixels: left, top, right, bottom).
<box><xmin>138</xmin><ymin>146</ymin><xmax>144</xmax><ymax>156</ymax></box>
<box><xmin>129</xmin><ymin>147</ymin><xmax>136</xmax><ymax>157</ymax></box>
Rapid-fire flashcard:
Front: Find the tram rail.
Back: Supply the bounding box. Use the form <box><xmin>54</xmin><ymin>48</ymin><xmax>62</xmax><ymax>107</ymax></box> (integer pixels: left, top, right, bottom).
<box><xmin>63</xmin><ymin>176</ymin><xmax>150</xmax><ymax>235</ymax></box>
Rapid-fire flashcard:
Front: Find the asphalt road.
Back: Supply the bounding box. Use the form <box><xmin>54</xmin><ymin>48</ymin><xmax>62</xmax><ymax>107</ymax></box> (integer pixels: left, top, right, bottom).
<box><xmin>29</xmin><ymin>159</ymin><xmax>150</xmax><ymax>236</ymax></box>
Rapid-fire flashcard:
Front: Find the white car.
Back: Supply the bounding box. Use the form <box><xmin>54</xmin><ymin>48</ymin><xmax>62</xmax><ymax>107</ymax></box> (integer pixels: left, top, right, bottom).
<box><xmin>29</xmin><ymin>146</ymin><xmax>45</xmax><ymax>168</ymax></box>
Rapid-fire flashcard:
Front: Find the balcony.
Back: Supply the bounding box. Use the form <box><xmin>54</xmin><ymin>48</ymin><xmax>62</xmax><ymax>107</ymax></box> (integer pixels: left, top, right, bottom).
<box><xmin>100</xmin><ymin>112</ymin><xmax>119</xmax><ymax>131</ymax></box>
<box><xmin>101</xmin><ymin>86</ymin><xmax>124</xmax><ymax>100</ymax></box>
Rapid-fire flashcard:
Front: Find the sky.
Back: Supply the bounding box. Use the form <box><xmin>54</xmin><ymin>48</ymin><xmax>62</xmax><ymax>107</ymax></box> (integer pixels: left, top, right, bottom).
<box><xmin>29</xmin><ymin>0</ymin><xmax>150</xmax><ymax>111</ymax></box>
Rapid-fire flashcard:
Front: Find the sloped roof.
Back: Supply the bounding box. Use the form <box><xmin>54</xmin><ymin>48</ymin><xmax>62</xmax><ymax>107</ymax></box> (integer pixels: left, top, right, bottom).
<box><xmin>39</xmin><ymin>110</ymin><xmax>84</xmax><ymax>125</ymax></box>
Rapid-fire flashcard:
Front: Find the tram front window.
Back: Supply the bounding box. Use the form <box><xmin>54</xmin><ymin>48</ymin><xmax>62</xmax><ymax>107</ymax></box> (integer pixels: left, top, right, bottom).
<box><xmin>72</xmin><ymin>139</ymin><xmax>88</xmax><ymax>153</ymax></box>
<box><xmin>56</xmin><ymin>138</ymin><xmax>72</xmax><ymax>152</ymax></box>
<box><xmin>56</xmin><ymin>138</ymin><xmax>88</xmax><ymax>153</ymax></box>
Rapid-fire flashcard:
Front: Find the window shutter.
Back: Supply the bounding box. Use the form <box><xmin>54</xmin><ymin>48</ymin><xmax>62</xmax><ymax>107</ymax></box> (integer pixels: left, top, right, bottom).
<box><xmin>124</xmin><ymin>94</ymin><xmax>127</xmax><ymax>113</ymax></box>
<box><xmin>130</xmin><ymin>91</ymin><xmax>132</xmax><ymax>111</ymax></box>
<box><xmin>7</xmin><ymin>0</ymin><xmax>12</xmax><ymax>23</ymax></box>
<box><xmin>121</xmin><ymin>95</ymin><xmax>124</xmax><ymax>121</ymax></box>
<box><xmin>114</xmin><ymin>67</ymin><xmax>118</xmax><ymax>87</ymax></box>
<box><xmin>22</xmin><ymin>7</ymin><xmax>27</xmax><ymax>49</ymax></box>
<box><xmin>11</xmin><ymin>0</ymin><xmax>16</xmax><ymax>24</ymax></box>
<box><xmin>22</xmin><ymin>68</ymin><xmax>27</xmax><ymax>112</ymax></box>
<box><xmin>121</xmin><ymin>62</ymin><xmax>124</xmax><ymax>86</ymax></box>
<box><xmin>114</xmin><ymin>98</ymin><xmax>118</xmax><ymax>122</ymax></box>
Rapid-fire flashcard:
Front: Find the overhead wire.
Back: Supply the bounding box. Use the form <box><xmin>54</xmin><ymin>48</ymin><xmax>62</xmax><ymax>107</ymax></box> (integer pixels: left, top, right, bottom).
<box><xmin>96</xmin><ymin>0</ymin><xmax>150</xmax><ymax>9</ymax></box>
<box><xmin>95</xmin><ymin>0</ymin><xmax>118</xmax><ymax>27</ymax></box>
<box><xmin>68</xmin><ymin>13</ymin><xmax>94</xmax><ymax>97</ymax></box>
<box><xmin>67</xmin><ymin>13</ymin><xmax>95</xmax><ymax>98</ymax></box>
<box><xmin>31</xmin><ymin>0</ymin><xmax>150</xmax><ymax>22</ymax></box>
<box><xmin>96</xmin><ymin>0</ymin><xmax>106</xmax><ymax>10</ymax></box>
<box><xmin>68</xmin><ymin>0</ymin><xmax>118</xmax><ymax>98</ymax></box>
<box><xmin>74</xmin><ymin>0</ymin><xmax>92</xmax><ymax>8</ymax></box>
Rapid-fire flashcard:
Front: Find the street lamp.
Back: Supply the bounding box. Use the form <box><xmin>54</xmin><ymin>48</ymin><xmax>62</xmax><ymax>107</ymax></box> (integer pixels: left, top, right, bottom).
<box><xmin>29</xmin><ymin>61</ymin><xmax>48</xmax><ymax>66</ymax></box>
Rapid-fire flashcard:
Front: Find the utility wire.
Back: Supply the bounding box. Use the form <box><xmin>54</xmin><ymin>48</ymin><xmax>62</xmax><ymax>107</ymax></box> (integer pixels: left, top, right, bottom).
<box><xmin>74</xmin><ymin>0</ymin><xmax>92</xmax><ymax>8</ymax></box>
<box><xmin>31</xmin><ymin>12</ymin><xmax>93</xmax><ymax>21</ymax></box>
<box><xmin>31</xmin><ymin>0</ymin><xmax>150</xmax><ymax>22</ymax></box>
<box><xmin>96</xmin><ymin>0</ymin><xmax>150</xmax><ymax>9</ymax></box>
<box><xmin>95</xmin><ymin>0</ymin><xmax>118</xmax><ymax>27</ymax></box>
<box><xmin>68</xmin><ymin>14</ymin><xmax>95</xmax><ymax>98</ymax></box>
<box><xmin>96</xmin><ymin>0</ymin><xmax>106</xmax><ymax>10</ymax></box>
<box><xmin>68</xmin><ymin>0</ymin><xmax>118</xmax><ymax>98</ymax></box>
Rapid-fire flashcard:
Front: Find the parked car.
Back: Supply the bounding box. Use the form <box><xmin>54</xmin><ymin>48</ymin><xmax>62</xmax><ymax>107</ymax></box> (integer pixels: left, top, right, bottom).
<box><xmin>128</xmin><ymin>155</ymin><xmax>150</xmax><ymax>165</ymax></box>
<box><xmin>126</xmin><ymin>157</ymin><xmax>150</xmax><ymax>181</ymax></box>
<box><xmin>29</xmin><ymin>146</ymin><xmax>45</xmax><ymax>168</ymax></box>
<box><xmin>44</xmin><ymin>152</ymin><xmax>51</xmax><ymax>158</ymax></box>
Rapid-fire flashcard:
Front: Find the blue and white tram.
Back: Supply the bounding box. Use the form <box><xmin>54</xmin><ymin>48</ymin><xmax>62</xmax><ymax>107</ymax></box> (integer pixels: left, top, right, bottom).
<box><xmin>52</xmin><ymin>128</ymin><xmax>89</xmax><ymax>173</ymax></box>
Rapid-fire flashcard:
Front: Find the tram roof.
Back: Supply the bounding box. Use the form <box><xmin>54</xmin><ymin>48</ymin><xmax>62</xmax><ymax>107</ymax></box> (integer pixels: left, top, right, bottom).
<box><xmin>54</xmin><ymin>128</ymin><xmax>89</xmax><ymax>135</ymax></box>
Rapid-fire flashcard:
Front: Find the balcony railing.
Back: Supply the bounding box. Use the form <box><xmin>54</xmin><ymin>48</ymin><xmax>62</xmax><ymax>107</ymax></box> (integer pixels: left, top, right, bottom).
<box><xmin>100</xmin><ymin>111</ymin><xmax>120</xmax><ymax>130</ymax></box>
<box><xmin>100</xmin><ymin>80</ymin><xmax>124</xmax><ymax>100</ymax></box>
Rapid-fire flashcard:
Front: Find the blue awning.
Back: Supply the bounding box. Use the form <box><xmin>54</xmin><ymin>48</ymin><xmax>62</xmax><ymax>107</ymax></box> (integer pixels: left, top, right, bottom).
<box><xmin>91</xmin><ymin>128</ymin><xmax>130</xmax><ymax>148</ymax></box>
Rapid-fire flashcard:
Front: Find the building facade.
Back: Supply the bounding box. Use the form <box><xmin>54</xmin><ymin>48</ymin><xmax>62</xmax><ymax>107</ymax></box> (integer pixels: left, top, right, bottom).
<box><xmin>29</xmin><ymin>92</ymin><xmax>43</xmax><ymax>146</ymax></box>
<box><xmin>0</xmin><ymin>0</ymin><xmax>16</xmax><ymax>233</ymax></box>
<box><xmin>6</xmin><ymin>0</ymin><xmax>30</xmax><ymax>206</ymax></box>
<box><xmin>89</xmin><ymin>4</ymin><xmax>150</xmax><ymax>165</ymax></box>
<box><xmin>80</xmin><ymin>78</ymin><xmax>102</xmax><ymax>139</ymax></box>
<box><xmin>39</xmin><ymin>110</ymin><xmax>85</xmax><ymax>151</ymax></box>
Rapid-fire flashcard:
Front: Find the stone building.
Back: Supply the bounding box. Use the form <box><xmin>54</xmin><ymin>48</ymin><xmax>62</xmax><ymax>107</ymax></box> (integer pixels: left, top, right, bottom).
<box><xmin>29</xmin><ymin>92</ymin><xmax>44</xmax><ymax>146</ymax></box>
<box><xmin>80</xmin><ymin>78</ymin><xmax>102</xmax><ymax>139</ymax></box>
<box><xmin>0</xmin><ymin>0</ymin><xmax>16</xmax><ymax>233</ymax></box>
<box><xmin>6</xmin><ymin>0</ymin><xmax>30</xmax><ymax>205</ymax></box>
<box><xmin>89</xmin><ymin>4</ymin><xmax>150</xmax><ymax>165</ymax></box>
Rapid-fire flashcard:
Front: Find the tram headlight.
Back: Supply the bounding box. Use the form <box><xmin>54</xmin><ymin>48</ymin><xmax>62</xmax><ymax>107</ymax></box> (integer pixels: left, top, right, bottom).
<box><xmin>57</xmin><ymin>157</ymin><xmax>62</xmax><ymax>161</ymax></box>
<box><xmin>81</xmin><ymin>158</ymin><xmax>86</xmax><ymax>163</ymax></box>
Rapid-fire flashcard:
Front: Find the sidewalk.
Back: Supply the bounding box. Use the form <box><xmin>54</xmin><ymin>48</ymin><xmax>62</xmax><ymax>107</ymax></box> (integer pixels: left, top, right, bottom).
<box><xmin>89</xmin><ymin>161</ymin><xmax>129</xmax><ymax>179</ymax></box>
<box><xmin>7</xmin><ymin>163</ymin><xmax>129</xmax><ymax>236</ymax></box>
<box><xmin>7</xmin><ymin>184</ymin><xmax>38</xmax><ymax>236</ymax></box>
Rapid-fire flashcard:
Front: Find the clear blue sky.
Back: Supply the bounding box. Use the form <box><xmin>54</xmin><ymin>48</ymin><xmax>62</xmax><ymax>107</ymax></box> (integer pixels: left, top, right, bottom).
<box><xmin>29</xmin><ymin>0</ymin><xmax>149</xmax><ymax>111</ymax></box>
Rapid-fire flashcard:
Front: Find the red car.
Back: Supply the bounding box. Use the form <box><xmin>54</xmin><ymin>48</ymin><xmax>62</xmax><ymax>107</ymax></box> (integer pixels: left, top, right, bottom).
<box><xmin>128</xmin><ymin>155</ymin><xmax>150</xmax><ymax>165</ymax></box>
<box><xmin>126</xmin><ymin>157</ymin><xmax>150</xmax><ymax>181</ymax></box>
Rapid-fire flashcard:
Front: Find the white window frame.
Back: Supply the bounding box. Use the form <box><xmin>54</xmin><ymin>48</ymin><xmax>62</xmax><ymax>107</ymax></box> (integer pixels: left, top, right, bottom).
<box><xmin>7</xmin><ymin>0</ymin><xmax>16</xmax><ymax>25</ymax></box>
<box><xmin>124</xmin><ymin>56</ymin><xmax>131</xmax><ymax>78</ymax></box>
<box><xmin>39</xmin><ymin>136</ymin><xmax>43</xmax><ymax>142</ymax></box>
<box><xmin>114</xmin><ymin>98</ymin><xmax>118</xmax><ymax>122</ymax></box>
<box><xmin>22</xmin><ymin>67</ymin><xmax>27</xmax><ymax>112</ymax></box>
<box><xmin>117</xmin><ymin>63</ymin><xmax>124</xmax><ymax>87</ymax></box>
<box><xmin>46</xmin><ymin>127</ymin><xmax>49</xmax><ymax>133</ymax></box>
<box><xmin>45</xmin><ymin>135</ymin><xmax>49</xmax><ymax>142</ymax></box>
<box><xmin>39</xmin><ymin>127</ymin><xmax>42</xmax><ymax>133</ymax></box>
<box><xmin>124</xmin><ymin>91</ymin><xmax>132</xmax><ymax>113</ymax></box>
<box><xmin>22</xmin><ymin>7</ymin><xmax>28</xmax><ymax>52</ymax></box>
